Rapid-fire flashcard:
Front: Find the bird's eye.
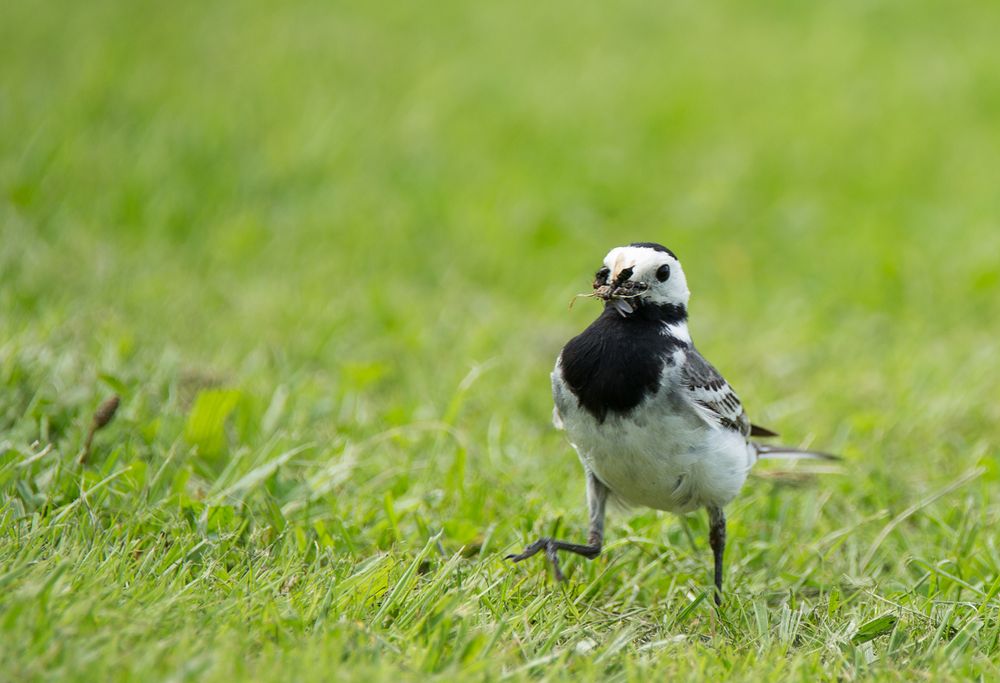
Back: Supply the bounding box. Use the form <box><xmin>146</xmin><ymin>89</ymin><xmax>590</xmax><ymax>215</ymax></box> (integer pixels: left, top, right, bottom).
<box><xmin>656</xmin><ymin>264</ymin><xmax>671</xmax><ymax>282</ymax></box>
<box><xmin>595</xmin><ymin>267</ymin><xmax>610</xmax><ymax>282</ymax></box>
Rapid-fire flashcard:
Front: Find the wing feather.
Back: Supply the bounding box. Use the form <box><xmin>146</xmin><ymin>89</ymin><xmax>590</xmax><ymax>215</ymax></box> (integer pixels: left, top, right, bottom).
<box><xmin>681</xmin><ymin>348</ymin><xmax>750</xmax><ymax>437</ymax></box>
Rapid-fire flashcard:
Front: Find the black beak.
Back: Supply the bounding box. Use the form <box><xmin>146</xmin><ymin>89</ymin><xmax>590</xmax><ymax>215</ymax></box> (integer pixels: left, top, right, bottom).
<box><xmin>613</xmin><ymin>267</ymin><xmax>634</xmax><ymax>286</ymax></box>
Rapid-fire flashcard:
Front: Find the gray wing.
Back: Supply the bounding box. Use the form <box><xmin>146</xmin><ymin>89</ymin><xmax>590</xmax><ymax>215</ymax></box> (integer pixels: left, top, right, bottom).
<box><xmin>550</xmin><ymin>357</ymin><xmax>567</xmax><ymax>431</ymax></box>
<box><xmin>681</xmin><ymin>347</ymin><xmax>751</xmax><ymax>437</ymax></box>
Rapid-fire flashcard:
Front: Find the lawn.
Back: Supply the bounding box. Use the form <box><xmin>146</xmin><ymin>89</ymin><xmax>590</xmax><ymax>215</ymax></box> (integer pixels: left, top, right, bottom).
<box><xmin>2</xmin><ymin>0</ymin><xmax>1000</xmax><ymax>680</ymax></box>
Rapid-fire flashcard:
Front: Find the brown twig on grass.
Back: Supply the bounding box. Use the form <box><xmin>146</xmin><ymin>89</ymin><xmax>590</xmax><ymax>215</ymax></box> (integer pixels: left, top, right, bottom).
<box><xmin>79</xmin><ymin>395</ymin><xmax>121</xmax><ymax>464</ymax></box>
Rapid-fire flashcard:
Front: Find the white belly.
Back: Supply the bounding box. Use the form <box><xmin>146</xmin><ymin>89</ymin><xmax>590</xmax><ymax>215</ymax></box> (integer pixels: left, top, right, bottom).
<box><xmin>558</xmin><ymin>390</ymin><xmax>754</xmax><ymax>513</ymax></box>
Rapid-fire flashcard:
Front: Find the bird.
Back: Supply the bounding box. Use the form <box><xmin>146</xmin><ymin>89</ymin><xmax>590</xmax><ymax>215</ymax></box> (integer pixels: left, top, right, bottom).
<box><xmin>507</xmin><ymin>242</ymin><xmax>835</xmax><ymax>604</ymax></box>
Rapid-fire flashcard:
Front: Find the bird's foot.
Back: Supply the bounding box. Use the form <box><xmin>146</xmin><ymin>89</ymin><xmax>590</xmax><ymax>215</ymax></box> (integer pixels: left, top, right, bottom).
<box><xmin>506</xmin><ymin>537</ymin><xmax>601</xmax><ymax>582</ymax></box>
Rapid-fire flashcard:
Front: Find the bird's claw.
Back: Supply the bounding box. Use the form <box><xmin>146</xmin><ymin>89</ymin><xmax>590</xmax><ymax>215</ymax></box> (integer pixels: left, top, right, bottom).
<box><xmin>506</xmin><ymin>537</ymin><xmax>566</xmax><ymax>581</ymax></box>
<box><xmin>506</xmin><ymin>537</ymin><xmax>601</xmax><ymax>582</ymax></box>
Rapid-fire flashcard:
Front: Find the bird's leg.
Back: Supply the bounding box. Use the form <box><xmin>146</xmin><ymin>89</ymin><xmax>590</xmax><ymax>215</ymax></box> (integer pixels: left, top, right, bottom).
<box><xmin>507</xmin><ymin>471</ymin><xmax>608</xmax><ymax>581</ymax></box>
<box><xmin>707</xmin><ymin>505</ymin><xmax>726</xmax><ymax>605</ymax></box>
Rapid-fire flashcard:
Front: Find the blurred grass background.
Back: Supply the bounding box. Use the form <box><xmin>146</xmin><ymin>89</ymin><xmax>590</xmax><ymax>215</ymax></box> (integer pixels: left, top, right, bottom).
<box><xmin>2</xmin><ymin>0</ymin><xmax>1000</xmax><ymax>680</ymax></box>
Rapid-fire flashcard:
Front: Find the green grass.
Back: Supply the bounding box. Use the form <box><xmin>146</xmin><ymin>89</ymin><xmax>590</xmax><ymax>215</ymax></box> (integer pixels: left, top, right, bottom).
<box><xmin>3</xmin><ymin>0</ymin><xmax>1000</xmax><ymax>680</ymax></box>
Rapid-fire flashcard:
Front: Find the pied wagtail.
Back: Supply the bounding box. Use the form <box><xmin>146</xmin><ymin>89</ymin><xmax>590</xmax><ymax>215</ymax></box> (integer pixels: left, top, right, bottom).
<box><xmin>508</xmin><ymin>242</ymin><xmax>835</xmax><ymax>603</ymax></box>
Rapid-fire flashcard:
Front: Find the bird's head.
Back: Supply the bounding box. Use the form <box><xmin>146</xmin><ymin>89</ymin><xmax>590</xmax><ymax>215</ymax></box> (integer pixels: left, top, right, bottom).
<box><xmin>591</xmin><ymin>242</ymin><xmax>690</xmax><ymax>318</ymax></box>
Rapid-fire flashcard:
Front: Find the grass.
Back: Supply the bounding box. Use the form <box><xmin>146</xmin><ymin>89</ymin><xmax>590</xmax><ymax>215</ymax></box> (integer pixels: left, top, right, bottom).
<box><xmin>3</xmin><ymin>0</ymin><xmax>1000</xmax><ymax>679</ymax></box>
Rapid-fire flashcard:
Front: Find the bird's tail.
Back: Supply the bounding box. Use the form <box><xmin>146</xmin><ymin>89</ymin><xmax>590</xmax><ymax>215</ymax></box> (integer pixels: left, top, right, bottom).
<box><xmin>753</xmin><ymin>443</ymin><xmax>840</xmax><ymax>461</ymax></box>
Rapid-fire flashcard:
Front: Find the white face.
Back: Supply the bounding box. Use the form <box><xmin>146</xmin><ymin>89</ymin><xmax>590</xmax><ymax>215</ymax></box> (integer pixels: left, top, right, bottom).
<box><xmin>594</xmin><ymin>244</ymin><xmax>690</xmax><ymax>315</ymax></box>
